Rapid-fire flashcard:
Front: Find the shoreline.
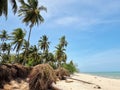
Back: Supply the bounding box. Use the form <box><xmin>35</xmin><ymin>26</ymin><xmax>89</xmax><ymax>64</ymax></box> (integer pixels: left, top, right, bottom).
<box><xmin>55</xmin><ymin>73</ymin><xmax>120</xmax><ymax>90</ymax></box>
<box><xmin>81</xmin><ymin>72</ymin><xmax>120</xmax><ymax>80</ymax></box>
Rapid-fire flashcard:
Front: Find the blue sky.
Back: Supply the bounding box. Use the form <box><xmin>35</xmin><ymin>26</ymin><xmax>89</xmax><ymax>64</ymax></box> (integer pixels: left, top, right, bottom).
<box><xmin>0</xmin><ymin>0</ymin><xmax>120</xmax><ymax>72</ymax></box>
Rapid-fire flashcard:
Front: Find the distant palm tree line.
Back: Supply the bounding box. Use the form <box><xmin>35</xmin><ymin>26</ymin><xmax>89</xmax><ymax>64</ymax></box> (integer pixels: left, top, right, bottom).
<box><xmin>0</xmin><ymin>29</ymin><xmax>68</xmax><ymax>67</ymax></box>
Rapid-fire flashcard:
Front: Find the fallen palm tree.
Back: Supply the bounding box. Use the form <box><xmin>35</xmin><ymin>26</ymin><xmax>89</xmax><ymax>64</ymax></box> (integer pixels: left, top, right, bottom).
<box><xmin>28</xmin><ymin>64</ymin><xmax>57</xmax><ymax>90</ymax></box>
<box><xmin>0</xmin><ymin>64</ymin><xmax>31</xmax><ymax>88</ymax></box>
<box><xmin>55</xmin><ymin>67</ymin><xmax>70</xmax><ymax>80</ymax></box>
<box><xmin>66</xmin><ymin>77</ymin><xmax>101</xmax><ymax>89</ymax></box>
<box><xmin>0</xmin><ymin>64</ymin><xmax>66</xmax><ymax>90</ymax></box>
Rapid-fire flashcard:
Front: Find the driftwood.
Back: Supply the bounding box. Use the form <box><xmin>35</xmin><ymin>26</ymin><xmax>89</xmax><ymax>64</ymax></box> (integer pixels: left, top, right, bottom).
<box><xmin>67</xmin><ymin>77</ymin><xmax>94</xmax><ymax>84</ymax></box>
<box><xmin>66</xmin><ymin>77</ymin><xmax>101</xmax><ymax>89</ymax></box>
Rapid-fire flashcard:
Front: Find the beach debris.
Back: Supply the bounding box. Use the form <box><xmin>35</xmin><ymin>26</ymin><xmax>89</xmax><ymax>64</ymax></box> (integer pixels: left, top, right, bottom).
<box><xmin>55</xmin><ymin>67</ymin><xmax>70</xmax><ymax>80</ymax></box>
<box><xmin>67</xmin><ymin>77</ymin><xmax>102</xmax><ymax>89</ymax></box>
<box><xmin>3</xmin><ymin>80</ymin><xmax>29</xmax><ymax>90</ymax></box>
<box><xmin>94</xmin><ymin>77</ymin><xmax>97</xmax><ymax>79</ymax></box>
<box><xmin>28</xmin><ymin>64</ymin><xmax>57</xmax><ymax>90</ymax></box>
<box><xmin>94</xmin><ymin>85</ymin><xmax>101</xmax><ymax>89</ymax></box>
<box><xmin>68</xmin><ymin>77</ymin><xmax>94</xmax><ymax>84</ymax></box>
<box><xmin>0</xmin><ymin>64</ymin><xmax>31</xmax><ymax>88</ymax></box>
<box><xmin>65</xmin><ymin>79</ymin><xmax>74</xmax><ymax>83</ymax></box>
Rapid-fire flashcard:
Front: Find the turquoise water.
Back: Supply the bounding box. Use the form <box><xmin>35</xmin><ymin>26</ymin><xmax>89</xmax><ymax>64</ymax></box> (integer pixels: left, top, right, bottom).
<box><xmin>83</xmin><ymin>72</ymin><xmax>120</xmax><ymax>79</ymax></box>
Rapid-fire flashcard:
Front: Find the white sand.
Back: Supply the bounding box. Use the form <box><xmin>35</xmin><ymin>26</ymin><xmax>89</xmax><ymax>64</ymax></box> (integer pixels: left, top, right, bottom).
<box><xmin>55</xmin><ymin>73</ymin><xmax>120</xmax><ymax>90</ymax></box>
<box><xmin>3</xmin><ymin>73</ymin><xmax>120</xmax><ymax>90</ymax></box>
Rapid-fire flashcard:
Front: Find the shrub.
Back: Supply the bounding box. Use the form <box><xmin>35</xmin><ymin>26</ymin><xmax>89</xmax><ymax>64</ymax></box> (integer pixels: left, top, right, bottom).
<box><xmin>62</xmin><ymin>61</ymin><xmax>78</xmax><ymax>74</ymax></box>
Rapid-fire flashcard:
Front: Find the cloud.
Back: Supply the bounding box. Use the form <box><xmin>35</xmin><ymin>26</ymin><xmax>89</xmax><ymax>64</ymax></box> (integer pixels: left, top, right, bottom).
<box><xmin>47</xmin><ymin>15</ymin><xmax>120</xmax><ymax>30</ymax></box>
<box><xmin>53</xmin><ymin>16</ymin><xmax>79</xmax><ymax>26</ymax></box>
<box><xmin>42</xmin><ymin>0</ymin><xmax>120</xmax><ymax>17</ymax></box>
<box><xmin>40</xmin><ymin>0</ymin><xmax>77</xmax><ymax>18</ymax></box>
<box><xmin>40</xmin><ymin>0</ymin><xmax>120</xmax><ymax>29</ymax></box>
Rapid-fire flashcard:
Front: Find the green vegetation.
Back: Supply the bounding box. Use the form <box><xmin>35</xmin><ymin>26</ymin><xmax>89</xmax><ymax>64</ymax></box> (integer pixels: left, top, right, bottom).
<box><xmin>62</xmin><ymin>60</ymin><xmax>79</xmax><ymax>74</ymax></box>
<box><xmin>0</xmin><ymin>31</ymin><xmax>78</xmax><ymax>74</ymax></box>
<box><xmin>0</xmin><ymin>0</ymin><xmax>78</xmax><ymax>89</ymax></box>
<box><xmin>0</xmin><ymin>0</ymin><xmax>17</xmax><ymax>18</ymax></box>
<box><xmin>18</xmin><ymin>0</ymin><xmax>47</xmax><ymax>45</ymax></box>
<box><xmin>0</xmin><ymin>0</ymin><xmax>78</xmax><ymax>72</ymax></box>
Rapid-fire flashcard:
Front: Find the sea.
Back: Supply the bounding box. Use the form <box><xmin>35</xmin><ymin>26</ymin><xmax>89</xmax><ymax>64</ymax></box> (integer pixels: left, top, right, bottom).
<box><xmin>83</xmin><ymin>72</ymin><xmax>120</xmax><ymax>79</ymax></box>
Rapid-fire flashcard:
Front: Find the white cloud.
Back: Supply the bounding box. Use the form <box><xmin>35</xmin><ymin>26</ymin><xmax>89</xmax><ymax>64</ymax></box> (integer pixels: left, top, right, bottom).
<box><xmin>48</xmin><ymin>15</ymin><xmax>120</xmax><ymax>29</ymax></box>
<box><xmin>40</xmin><ymin>0</ymin><xmax>120</xmax><ymax>29</ymax></box>
<box><xmin>54</xmin><ymin>16</ymin><xmax>79</xmax><ymax>26</ymax></box>
<box><xmin>40</xmin><ymin>0</ymin><xmax>77</xmax><ymax>18</ymax></box>
<box><xmin>5</xmin><ymin>0</ymin><xmax>120</xmax><ymax>30</ymax></box>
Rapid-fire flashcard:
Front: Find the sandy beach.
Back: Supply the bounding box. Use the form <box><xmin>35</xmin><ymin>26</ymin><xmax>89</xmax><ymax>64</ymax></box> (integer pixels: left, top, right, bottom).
<box><xmin>55</xmin><ymin>73</ymin><xmax>120</xmax><ymax>90</ymax></box>
<box><xmin>3</xmin><ymin>73</ymin><xmax>120</xmax><ymax>90</ymax></box>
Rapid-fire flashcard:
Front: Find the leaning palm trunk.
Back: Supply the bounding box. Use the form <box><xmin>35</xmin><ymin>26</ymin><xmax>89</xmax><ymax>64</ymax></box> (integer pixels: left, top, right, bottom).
<box><xmin>15</xmin><ymin>51</ymin><xmax>19</xmax><ymax>63</ymax></box>
<box><xmin>28</xmin><ymin>27</ymin><xmax>32</xmax><ymax>47</ymax></box>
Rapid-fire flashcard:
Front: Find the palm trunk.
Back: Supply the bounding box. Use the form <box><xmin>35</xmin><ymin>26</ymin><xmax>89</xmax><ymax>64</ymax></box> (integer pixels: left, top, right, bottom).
<box><xmin>16</xmin><ymin>51</ymin><xmax>19</xmax><ymax>63</ymax></box>
<box><xmin>28</xmin><ymin>27</ymin><xmax>32</xmax><ymax>47</ymax></box>
<box><xmin>23</xmin><ymin>50</ymin><xmax>27</xmax><ymax>65</ymax></box>
<box><xmin>22</xmin><ymin>27</ymin><xmax>32</xmax><ymax>65</ymax></box>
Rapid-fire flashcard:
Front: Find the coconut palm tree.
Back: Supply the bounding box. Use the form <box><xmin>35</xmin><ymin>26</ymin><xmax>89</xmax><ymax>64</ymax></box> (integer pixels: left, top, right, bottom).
<box><xmin>0</xmin><ymin>43</ymin><xmax>11</xmax><ymax>63</ymax></box>
<box><xmin>0</xmin><ymin>42</ymin><xmax>8</xmax><ymax>53</ymax></box>
<box><xmin>18</xmin><ymin>0</ymin><xmax>47</xmax><ymax>45</ymax></box>
<box><xmin>38</xmin><ymin>35</ymin><xmax>50</xmax><ymax>53</ymax></box>
<box><xmin>0</xmin><ymin>30</ymin><xmax>9</xmax><ymax>44</ymax></box>
<box><xmin>59</xmin><ymin>36</ymin><xmax>68</xmax><ymax>48</ymax></box>
<box><xmin>54</xmin><ymin>36</ymin><xmax>68</xmax><ymax>67</ymax></box>
<box><xmin>54</xmin><ymin>44</ymin><xmax>67</xmax><ymax>67</ymax></box>
<box><xmin>38</xmin><ymin>35</ymin><xmax>50</xmax><ymax>63</ymax></box>
<box><xmin>11</xmin><ymin>28</ymin><xmax>26</xmax><ymax>63</ymax></box>
<box><xmin>0</xmin><ymin>30</ymin><xmax>9</xmax><ymax>56</ymax></box>
<box><xmin>21</xmin><ymin>39</ymin><xmax>29</xmax><ymax>65</ymax></box>
<box><xmin>28</xmin><ymin>45</ymin><xmax>41</xmax><ymax>66</ymax></box>
<box><xmin>46</xmin><ymin>52</ymin><xmax>55</xmax><ymax>63</ymax></box>
<box><xmin>0</xmin><ymin>0</ymin><xmax>17</xmax><ymax>18</ymax></box>
<box><xmin>6</xmin><ymin>43</ymin><xmax>12</xmax><ymax>56</ymax></box>
<box><xmin>22</xmin><ymin>40</ymin><xmax>29</xmax><ymax>52</ymax></box>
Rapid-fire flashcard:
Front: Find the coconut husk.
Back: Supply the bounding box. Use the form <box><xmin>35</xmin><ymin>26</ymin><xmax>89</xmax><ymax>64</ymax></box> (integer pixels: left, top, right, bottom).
<box><xmin>55</xmin><ymin>67</ymin><xmax>70</xmax><ymax>80</ymax></box>
<box><xmin>28</xmin><ymin>64</ymin><xmax>57</xmax><ymax>90</ymax></box>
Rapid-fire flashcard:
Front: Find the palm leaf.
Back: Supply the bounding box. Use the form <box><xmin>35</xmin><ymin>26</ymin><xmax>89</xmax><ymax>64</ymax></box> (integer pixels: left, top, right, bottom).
<box><xmin>0</xmin><ymin>0</ymin><xmax>8</xmax><ymax>18</ymax></box>
<box><xmin>39</xmin><ymin>6</ymin><xmax>47</xmax><ymax>12</ymax></box>
<box><xmin>10</xmin><ymin>0</ymin><xmax>17</xmax><ymax>14</ymax></box>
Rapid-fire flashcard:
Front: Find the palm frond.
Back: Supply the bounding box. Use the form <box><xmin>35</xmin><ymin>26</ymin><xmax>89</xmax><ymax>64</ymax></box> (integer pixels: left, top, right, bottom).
<box><xmin>1</xmin><ymin>0</ymin><xmax>8</xmax><ymax>18</ymax></box>
<box><xmin>39</xmin><ymin>6</ymin><xmax>47</xmax><ymax>12</ymax></box>
<box><xmin>10</xmin><ymin>0</ymin><xmax>17</xmax><ymax>14</ymax></box>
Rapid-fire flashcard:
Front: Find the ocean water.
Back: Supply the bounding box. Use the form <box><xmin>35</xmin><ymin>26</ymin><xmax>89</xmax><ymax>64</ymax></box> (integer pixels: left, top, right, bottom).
<box><xmin>84</xmin><ymin>72</ymin><xmax>120</xmax><ymax>79</ymax></box>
